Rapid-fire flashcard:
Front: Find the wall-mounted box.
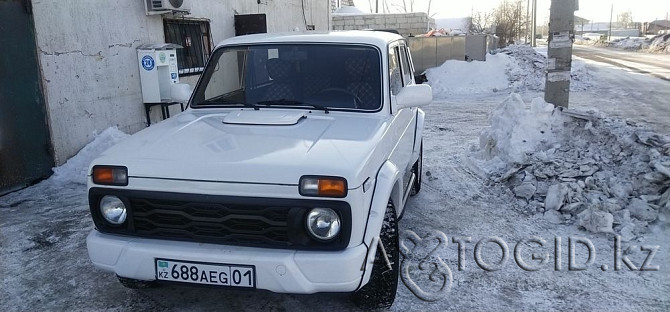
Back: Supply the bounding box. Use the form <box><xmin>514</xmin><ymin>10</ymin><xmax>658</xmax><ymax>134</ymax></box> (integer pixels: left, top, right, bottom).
<box><xmin>137</xmin><ymin>43</ymin><xmax>182</xmax><ymax>103</ymax></box>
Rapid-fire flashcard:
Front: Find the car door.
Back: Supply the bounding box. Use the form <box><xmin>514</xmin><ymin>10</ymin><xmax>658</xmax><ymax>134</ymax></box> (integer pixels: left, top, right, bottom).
<box><xmin>387</xmin><ymin>42</ymin><xmax>418</xmax><ymax>202</ymax></box>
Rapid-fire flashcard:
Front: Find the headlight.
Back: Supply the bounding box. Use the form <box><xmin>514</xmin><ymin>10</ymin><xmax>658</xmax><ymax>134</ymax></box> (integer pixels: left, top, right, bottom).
<box><xmin>306</xmin><ymin>208</ymin><xmax>341</xmax><ymax>241</ymax></box>
<box><xmin>99</xmin><ymin>195</ymin><xmax>127</xmax><ymax>225</ymax></box>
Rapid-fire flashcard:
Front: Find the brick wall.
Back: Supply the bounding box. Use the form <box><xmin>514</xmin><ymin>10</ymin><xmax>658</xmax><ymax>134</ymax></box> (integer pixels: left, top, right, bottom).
<box><xmin>332</xmin><ymin>12</ymin><xmax>435</xmax><ymax>37</ymax></box>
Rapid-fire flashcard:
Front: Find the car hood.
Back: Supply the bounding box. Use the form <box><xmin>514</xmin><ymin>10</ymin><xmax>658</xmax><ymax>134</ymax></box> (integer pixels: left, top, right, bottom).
<box><xmin>91</xmin><ymin>108</ymin><xmax>388</xmax><ymax>187</ymax></box>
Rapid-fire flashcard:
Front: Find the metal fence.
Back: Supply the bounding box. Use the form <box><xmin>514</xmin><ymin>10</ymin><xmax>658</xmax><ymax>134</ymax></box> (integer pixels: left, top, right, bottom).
<box><xmin>408</xmin><ymin>36</ymin><xmax>466</xmax><ymax>74</ymax></box>
<box><xmin>408</xmin><ymin>35</ymin><xmax>499</xmax><ymax>74</ymax></box>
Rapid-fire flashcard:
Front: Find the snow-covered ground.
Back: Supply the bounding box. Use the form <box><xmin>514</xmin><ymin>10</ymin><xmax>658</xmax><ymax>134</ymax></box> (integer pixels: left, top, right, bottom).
<box><xmin>1</xmin><ymin>46</ymin><xmax>669</xmax><ymax>311</ymax></box>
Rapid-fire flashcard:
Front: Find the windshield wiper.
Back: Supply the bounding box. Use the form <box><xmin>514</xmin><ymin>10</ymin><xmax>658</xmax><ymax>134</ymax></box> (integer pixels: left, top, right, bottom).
<box><xmin>255</xmin><ymin>99</ymin><xmax>329</xmax><ymax>114</ymax></box>
<box><xmin>243</xmin><ymin>102</ymin><xmax>260</xmax><ymax>110</ymax></box>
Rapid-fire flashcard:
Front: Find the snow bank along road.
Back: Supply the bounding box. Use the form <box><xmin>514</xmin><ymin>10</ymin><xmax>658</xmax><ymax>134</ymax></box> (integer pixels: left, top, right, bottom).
<box><xmin>1</xmin><ymin>45</ymin><xmax>669</xmax><ymax>311</ymax></box>
<box><xmin>573</xmin><ymin>44</ymin><xmax>670</xmax><ymax>82</ymax></box>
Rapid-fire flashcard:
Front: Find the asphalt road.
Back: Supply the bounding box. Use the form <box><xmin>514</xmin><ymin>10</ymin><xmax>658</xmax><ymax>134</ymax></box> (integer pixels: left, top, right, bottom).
<box><xmin>572</xmin><ymin>44</ymin><xmax>670</xmax><ymax>81</ymax></box>
<box><xmin>537</xmin><ymin>44</ymin><xmax>670</xmax><ymax>133</ymax></box>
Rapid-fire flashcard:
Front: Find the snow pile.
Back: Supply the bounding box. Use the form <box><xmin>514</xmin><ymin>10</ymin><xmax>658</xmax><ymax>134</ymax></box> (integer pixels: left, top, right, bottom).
<box><xmin>499</xmin><ymin>45</ymin><xmax>592</xmax><ymax>91</ymax></box>
<box><xmin>479</xmin><ymin>94</ymin><xmax>567</xmax><ymax>164</ymax></box>
<box><xmin>425</xmin><ymin>53</ymin><xmax>511</xmax><ymax>97</ymax></box>
<box><xmin>50</xmin><ymin>127</ymin><xmax>129</xmax><ymax>185</ymax></box>
<box><xmin>574</xmin><ymin>37</ymin><xmax>600</xmax><ymax>46</ymax></box>
<box><xmin>609</xmin><ymin>37</ymin><xmax>649</xmax><ymax>50</ymax></box>
<box><xmin>648</xmin><ymin>34</ymin><xmax>670</xmax><ymax>53</ymax></box>
<box><xmin>425</xmin><ymin>45</ymin><xmax>593</xmax><ymax>98</ymax></box>
<box><xmin>576</xmin><ymin>34</ymin><xmax>670</xmax><ymax>53</ymax></box>
<box><xmin>475</xmin><ymin>95</ymin><xmax>670</xmax><ymax>241</ymax></box>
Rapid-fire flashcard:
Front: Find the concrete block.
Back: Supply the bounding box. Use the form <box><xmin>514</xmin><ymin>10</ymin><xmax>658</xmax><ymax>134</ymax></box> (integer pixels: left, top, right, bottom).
<box><xmin>355</xmin><ymin>19</ymin><xmax>365</xmax><ymax>25</ymax></box>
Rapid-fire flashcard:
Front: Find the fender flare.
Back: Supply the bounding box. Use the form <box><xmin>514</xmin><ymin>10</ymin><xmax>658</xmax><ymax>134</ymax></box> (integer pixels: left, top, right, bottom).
<box><xmin>357</xmin><ymin>160</ymin><xmax>402</xmax><ymax>289</ymax></box>
<box><xmin>412</xmin><ymin>108</ymin><xmax>426</xmax><ymax>162</ymax></box>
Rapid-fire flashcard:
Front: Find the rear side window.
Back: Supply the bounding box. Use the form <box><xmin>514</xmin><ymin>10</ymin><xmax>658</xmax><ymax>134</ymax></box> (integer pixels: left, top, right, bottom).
<box><xmin>398</xmin><ymin>45</ymin><xmax>413</xmax><ymax>86</ymax></box>
<box><xmin>389</xmin><ymin>47</ymin><xmax>402</xmax><ymax>95</ymax></box>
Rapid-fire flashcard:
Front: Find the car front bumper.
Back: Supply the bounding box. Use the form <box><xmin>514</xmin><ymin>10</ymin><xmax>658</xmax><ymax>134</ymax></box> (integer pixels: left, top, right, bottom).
<box><xmin>87</xmin><ymin>230</ymin><xmax>367</xmax><ymax>293</ymax></box>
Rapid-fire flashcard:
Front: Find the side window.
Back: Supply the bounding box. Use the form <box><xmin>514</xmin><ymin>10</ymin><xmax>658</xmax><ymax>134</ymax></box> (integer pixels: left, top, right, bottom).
<box><xmin>405</xmin><ymin>46</ymin><xmax>416</xmax><ymax>76</ymax></box>
<box><xmin>389</xmin><ymin>47</ymin><xmax>403</xmax><ymax>95</ymax></box>
<box><xmin>399</xmin><ymin>45</ymin><xmax>413</xmax><ymax>86</ymax></box>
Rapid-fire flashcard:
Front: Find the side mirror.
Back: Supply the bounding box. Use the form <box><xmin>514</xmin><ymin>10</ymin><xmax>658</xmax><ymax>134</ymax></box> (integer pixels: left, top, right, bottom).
<box><xmin>395</xmin><ymin>84</ymin><xmax>432</xmax><ymax>109</ymax></box>
<box><xmin>171</xmin><ymin>83</ymin><xmax>193</xmax><ymax>104</ymax></box>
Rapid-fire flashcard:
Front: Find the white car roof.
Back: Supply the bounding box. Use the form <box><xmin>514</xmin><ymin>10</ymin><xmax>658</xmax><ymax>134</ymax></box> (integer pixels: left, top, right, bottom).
<box><xmin>215</xmin><ymin>31</ymin><xmax>404</xmax><ymax>50</ymax></box>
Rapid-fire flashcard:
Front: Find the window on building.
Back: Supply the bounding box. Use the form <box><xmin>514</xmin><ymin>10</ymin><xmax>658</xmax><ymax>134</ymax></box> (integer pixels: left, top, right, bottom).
<box><xmin>164</xmin><ymin>19</ymin><xmax>213</xmax><ymax>76</ymax></box>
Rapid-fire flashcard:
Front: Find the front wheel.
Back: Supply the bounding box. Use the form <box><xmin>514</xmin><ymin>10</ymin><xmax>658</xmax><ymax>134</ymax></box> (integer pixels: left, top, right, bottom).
<box><xmin>352</xmin><ymin>201</ymin><xmax>399</xmax><ymax>309</ymax></box>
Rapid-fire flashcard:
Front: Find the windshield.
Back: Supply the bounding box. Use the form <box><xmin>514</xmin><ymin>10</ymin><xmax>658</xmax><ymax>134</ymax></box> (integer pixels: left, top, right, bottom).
<box><xmin>192</xmin><ymin>44</ymin><xmax>382</xmax><ymax>111</ymax></box>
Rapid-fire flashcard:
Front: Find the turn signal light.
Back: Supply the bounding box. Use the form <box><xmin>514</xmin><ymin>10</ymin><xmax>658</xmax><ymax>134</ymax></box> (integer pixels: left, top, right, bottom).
<box><xmin>299</xmin><ymin>176</ymin><xmax>348</xmax><ymax>198</ymax></box>
<box><xmin>92</xmin><ymin>166</ymin><xmax>128</xmax><ymax>186</ymax></box>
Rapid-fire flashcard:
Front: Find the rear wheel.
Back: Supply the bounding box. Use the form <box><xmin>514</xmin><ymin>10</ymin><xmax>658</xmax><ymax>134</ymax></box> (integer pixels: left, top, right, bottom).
<box><xmin>117</xmin><ymin>276</ymin><xmax>160</xmax><ymax>289</ymax></box>
<box><xmin>352</xmin><ymin>201</ymin><xmax>399</xmax><ymax>309</ymax></box>
<box><xmin>410</xmin><ymin>140</ymin><xmax>423</xmax><ymax>196</ymax></box>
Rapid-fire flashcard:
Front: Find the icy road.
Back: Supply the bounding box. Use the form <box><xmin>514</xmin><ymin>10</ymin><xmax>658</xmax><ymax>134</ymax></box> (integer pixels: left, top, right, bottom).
<box><xmin>1</xmin><ymin>46</ymin><xmax>669</xmax><ymax>311</ymax></box>
<box><xmin>573</xmin><ymin>44</ymin><xmax>670</xmax><ymax>82</ymax></box>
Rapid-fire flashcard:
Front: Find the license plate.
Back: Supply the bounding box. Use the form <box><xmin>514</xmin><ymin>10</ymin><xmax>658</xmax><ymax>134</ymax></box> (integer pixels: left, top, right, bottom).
<box><xmin>155</xmin><ymin>258</ymin><xmax>255</xmax><ymax>288</ymax></box>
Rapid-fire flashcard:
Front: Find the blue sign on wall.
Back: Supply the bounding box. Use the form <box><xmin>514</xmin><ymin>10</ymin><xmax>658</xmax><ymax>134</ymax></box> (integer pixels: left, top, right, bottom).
<box><xmin>141</xmin><ymin>55</ymin><xmax>155</xmax><ymax>71</ymax></box>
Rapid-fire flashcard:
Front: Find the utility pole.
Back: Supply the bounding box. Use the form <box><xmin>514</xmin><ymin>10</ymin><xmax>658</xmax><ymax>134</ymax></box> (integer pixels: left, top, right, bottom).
<box><xmin>531</xmin><ymin>0</ymin><xmax>537</xmax><ymax>47</ymax></box>
<box><xmin>545</xmin><ymin>0</ymin><xmax>578</xmax><ymax>108</ymax></box>
<box><xmin>526</xmin><ymin>0</ymin><xmax>530</xmax><ymax>44</ymax></box>
<box><xmin>608</xmin><ymin>3</ymin><xmax>613</xmax><ymax>41</ymax></box>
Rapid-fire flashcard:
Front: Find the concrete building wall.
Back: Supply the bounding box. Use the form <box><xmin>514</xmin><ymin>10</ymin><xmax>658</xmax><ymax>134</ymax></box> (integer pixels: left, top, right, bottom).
<box><xmin>332</xmin><ymin>12</ymin><xmax>435</xmax><ymax>37</ymax></box>
<box><xmin>32</xmin><ymin>0</ymin><xmax>329</xmax><ymax>165</ymax></box>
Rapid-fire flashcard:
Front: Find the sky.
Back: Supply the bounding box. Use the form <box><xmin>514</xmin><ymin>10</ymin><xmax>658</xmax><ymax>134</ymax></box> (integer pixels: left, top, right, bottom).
<box><xmin>352</xmin><ymin>0</ymin><xmax>670</xmax><ymax>23</ymax></box>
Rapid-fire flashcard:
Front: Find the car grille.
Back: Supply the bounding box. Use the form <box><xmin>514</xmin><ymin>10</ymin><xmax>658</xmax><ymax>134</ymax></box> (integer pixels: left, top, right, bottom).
<box><xmin>130</xmin><ymin>198</ymin><xmax>292</xmax><ymax>248</ymax></box>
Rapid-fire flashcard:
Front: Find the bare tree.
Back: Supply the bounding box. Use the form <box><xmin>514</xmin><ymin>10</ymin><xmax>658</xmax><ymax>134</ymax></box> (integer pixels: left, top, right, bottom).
<box><xmin>617</xmin><ymin>10</ymin><xmax>633</xmax><ymax>28</ymax></box>
<box><xmin>470</xmin><ymin>11</ymin><xmax>494</xmax><ymax>34</ymax></box>
<box><xmin>390</xmin><ymin>0</ymin><xmax>415</xmax><ymax>13</ymax></box>
<box><xmin>490</xmin><ymin>0</ymin><xmax>527</xmax><ymax>46</ymax></box>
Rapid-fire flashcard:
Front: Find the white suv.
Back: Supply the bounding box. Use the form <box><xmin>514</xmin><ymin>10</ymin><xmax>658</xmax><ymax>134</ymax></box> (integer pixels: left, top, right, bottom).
<box><xmin>86</xmin><ymin>31</ymin><xmax>431</xmax><ymax>309</ymax></box>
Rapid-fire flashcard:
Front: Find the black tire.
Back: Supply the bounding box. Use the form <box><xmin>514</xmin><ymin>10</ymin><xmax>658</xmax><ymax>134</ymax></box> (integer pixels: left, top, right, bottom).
<box><xmin>410</xmin><ymin>140</ymin><xmax>423</xmax><ymax>196</ymax></box>
<box><xmin>117</xmin><ymin>276</ymin><xmax>161</xmax><ymax>289</ymax></box>
<box><xmin>352</xmin><ymin>201</ymin><xmax>399</xmax><ymax>310</ymax></box>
